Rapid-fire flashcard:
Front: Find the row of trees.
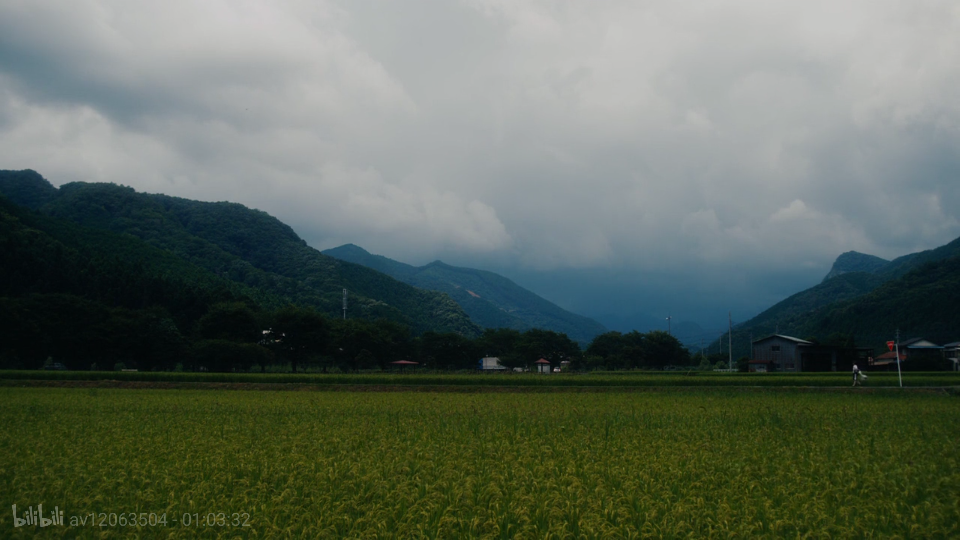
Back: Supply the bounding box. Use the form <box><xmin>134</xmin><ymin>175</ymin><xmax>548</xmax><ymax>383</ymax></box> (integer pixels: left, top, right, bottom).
<box><xmin>201</xmin><ymin>303</ymin><xmax>585</xmax><ymax>372</ymax></box>
<box><xmin>584</xmin><ymin>330</ymin><xmax>691</xmax><ymax>370</ymax></box>
<box><xmin>1</xmin><ymin>293</ymin><xmax>698</xmax><ymax>372</ymax></box>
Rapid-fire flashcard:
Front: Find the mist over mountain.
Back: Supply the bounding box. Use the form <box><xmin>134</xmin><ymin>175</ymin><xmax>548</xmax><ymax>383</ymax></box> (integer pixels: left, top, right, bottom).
<box><xmin>323</xmin><ymin>244</ymin><xmax>607</xmax><ymax>345</ymax></box>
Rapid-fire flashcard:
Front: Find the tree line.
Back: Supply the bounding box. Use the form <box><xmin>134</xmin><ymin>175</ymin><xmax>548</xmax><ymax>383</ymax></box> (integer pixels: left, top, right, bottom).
<box><xmin>1</xmin><ymin>295</ymin><xmax>696</xmax><ymax>372</ymax></box>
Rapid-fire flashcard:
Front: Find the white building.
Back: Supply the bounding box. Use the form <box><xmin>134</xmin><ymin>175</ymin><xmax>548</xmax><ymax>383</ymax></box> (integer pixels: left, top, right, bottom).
<box><xmin>478</xmin><ymin>357</ymin><xmax>507</xmax><ymax>371</ymax></box>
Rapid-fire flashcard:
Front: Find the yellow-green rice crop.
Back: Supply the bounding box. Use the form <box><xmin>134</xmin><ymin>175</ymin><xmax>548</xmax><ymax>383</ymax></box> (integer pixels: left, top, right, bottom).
<box><xmin>1</xmin><ymin>388</ymin><xmax>957</xmax><ymax>538</ymax></box>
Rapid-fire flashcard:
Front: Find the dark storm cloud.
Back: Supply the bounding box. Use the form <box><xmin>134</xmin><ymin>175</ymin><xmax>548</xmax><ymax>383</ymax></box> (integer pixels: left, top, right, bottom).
<box><xmin>1</xmin><ymin>0</ymin><xmax>958</xmax><ymax>325</ymax></box>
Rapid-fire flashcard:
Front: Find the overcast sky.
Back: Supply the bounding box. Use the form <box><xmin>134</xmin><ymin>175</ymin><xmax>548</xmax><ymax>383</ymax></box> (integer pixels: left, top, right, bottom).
<box><xmin>2</xmin><ymin>1</ymin><xmax>959</xmax><ymax>332</ymax></box>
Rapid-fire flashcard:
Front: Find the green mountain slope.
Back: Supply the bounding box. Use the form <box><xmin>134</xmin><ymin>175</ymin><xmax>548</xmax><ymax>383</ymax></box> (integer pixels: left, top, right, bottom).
<box><xmin>0</xmin><ymin>193</ymin><xmax>263</xmax><ymax>369</ymax></box>
<box><xmin>822</xmin><ymin>238</ymin><xmax>960</xmax><ymax>283</ymax></box>
<box><xmin>822</xmin><ymin>251</ymin><xmax>889</xmax><ymax>282</ymax></box>
<box><xmin>0</xmin><ymin>170</ymin><xmax>479</xmax><ymax>336</ymax></box>
<box><xmin>0</xmin><ymin>169</ymin><xmax>57</xmax><ymax>210</ymax></box>
<box><xmin>322</xmin><ymin>244</ymin><xmax>607</xmax><ymax>344</ymax></box>
<box><xmin>719</xmin><ymin>236</ymin><xmax>960</xmax><ymax>358</ymax></box>
<box><xmin>876</xmin><ymin>236</ymin><xmax>960</xmax><ymax>279</ymax></box>
<box><xmin>741</xmin><ymin>272</ymin><xmax>886</xmax><ymax>337</ymax></box>
<box><xmin>804</xmin><ymin>256</ymin><xmax>960</xmax><ymax>345</ymax></box>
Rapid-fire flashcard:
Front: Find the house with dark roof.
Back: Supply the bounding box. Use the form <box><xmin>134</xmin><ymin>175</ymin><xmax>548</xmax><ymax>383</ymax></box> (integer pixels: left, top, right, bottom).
<box><xmin>751</xmin><ymin>334</ymin><xmax>864</xmax><ymax>372</ymax></box>
<box><xmin>870</xmin><ymin>338</ymin><xmax>948</xmax><ymax>370</ymax></box>
<box><xmin>751</xmin><ymin>335</ymin><xmax>814</xmax><ymax>372</ymax></box>
<box><xmin>900</xmin><ymin>338</ymin><xmax>943</xmax><ymax>351</ymax></box>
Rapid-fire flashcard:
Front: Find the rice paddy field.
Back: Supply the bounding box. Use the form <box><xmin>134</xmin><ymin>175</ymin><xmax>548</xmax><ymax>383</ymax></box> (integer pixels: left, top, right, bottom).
<box><xmin>1</xmin><ymin>387</ymin><xmax>958</xmax><ymax>538</ymax></box>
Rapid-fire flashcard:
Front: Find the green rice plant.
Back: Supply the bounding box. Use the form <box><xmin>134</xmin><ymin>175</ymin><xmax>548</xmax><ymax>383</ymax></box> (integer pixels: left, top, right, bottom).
<box><xmin>0</xmin><ymin>388</ymin><xmax>957</xmax><ymax>538</ymax></box>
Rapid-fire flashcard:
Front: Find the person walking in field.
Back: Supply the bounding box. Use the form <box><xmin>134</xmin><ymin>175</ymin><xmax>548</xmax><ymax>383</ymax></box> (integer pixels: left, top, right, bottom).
<box><xmin>852</xmin><ymin>363</ymin><xmax>862</xmax><ymax>386</ymax></box>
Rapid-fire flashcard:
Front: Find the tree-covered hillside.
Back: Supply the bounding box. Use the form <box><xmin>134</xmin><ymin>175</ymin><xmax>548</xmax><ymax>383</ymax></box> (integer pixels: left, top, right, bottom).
<box><xmin>323</xmin><ymin>244</ymin><xmax>607</xmax><ymax>345</ymax></box>
<box><xmin>0</xmin><ymin>193</ymin><xmax>260</xmax><ymax>369</ymax></box>
<box><xmin>717</xmin><ymin>244</ymin><xmax>960</xmax><ymax>358</ymax></box>
<box><xmin>876</xmin><ymin>236</ymin><xmax>960</xmax><ymax>280</ymax></box>
<box><xmin>821</xmin><ymin>251</ymin><xmax>889</xmax><ymax>282</ymax></box>
<box><xmin>0</xmin><ymin>170</ymin><xmax>479</xmax><ymax>337</ymax></box>
<box><xmin>0</xmin><ymin>169</ymin><xmax>57</xmax><ymax>209</ymax></box>
<box><xmin>804</xmin><ymin>255</ymin><xmax>960</xmax><ymax>346</ymax></box>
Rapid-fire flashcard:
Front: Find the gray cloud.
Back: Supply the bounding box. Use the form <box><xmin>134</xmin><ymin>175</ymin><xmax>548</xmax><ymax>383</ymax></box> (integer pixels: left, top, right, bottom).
<box><xmin>1</xmin><ymin>0</ymin><xmax>958</xmax><ymax>326</ymax></box>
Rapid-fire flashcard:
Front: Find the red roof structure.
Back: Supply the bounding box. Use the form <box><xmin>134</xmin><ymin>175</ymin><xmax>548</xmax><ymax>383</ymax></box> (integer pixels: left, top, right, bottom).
<box><xmin>873</xmin><ymin>351</ymin><xmax>905</xmax><ymax>362</ymax></box>
<box><xmin>534</xmin><ymin>358</ymin><xmax>550</xmax><ymax>364</ymax></box>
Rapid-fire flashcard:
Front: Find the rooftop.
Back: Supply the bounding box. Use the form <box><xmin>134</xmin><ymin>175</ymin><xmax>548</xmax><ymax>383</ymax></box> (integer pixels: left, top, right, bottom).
<box><xmin>753</xmin><ymin>334</ymin><xmax>813</xmax><ymax>345</ymax></box>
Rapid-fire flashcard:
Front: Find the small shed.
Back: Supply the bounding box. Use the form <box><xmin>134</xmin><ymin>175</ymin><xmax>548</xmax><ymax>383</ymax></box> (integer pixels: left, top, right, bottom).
<box><xmin>535</xmin><ymin>358</ymin><xmax>551</xmax><ymax>374</ymax></box>
<box><xmin>478</xmin><ymin>357</ymin><xmax>507</xmax><ymax>371</ymax></box>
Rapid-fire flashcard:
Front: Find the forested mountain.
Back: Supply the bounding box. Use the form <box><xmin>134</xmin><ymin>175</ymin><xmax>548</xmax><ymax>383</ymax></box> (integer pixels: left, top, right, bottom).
<box><xmin>717</xmin><ymin>237</ymin><xmax>960</xmax><ymax>358</ymax></box>
<box><xmin>875</xmin><ymin>236</ymin><xmax>960</xmax><ymax>279</ymax></box>
<box><xmin>323</xmin><ymin>244</ymin><xmax>607</xmax><ymax>344</ymax></box>
<box><xmin>0</xmin><ymin>192</ymin><xmax>261</xmax><ymax>369</ymax></box>
<box><xmin>803</xmin><ymin>255</ymin><xmax>960</xmax><ymax>345</ymax></box>
<box><xmin>0</xmin><ymin>170</ymin><xmax>479</xmax><ymax>337</ymax></box>
<box><xmin>0</xmin><ymin>169</ymin><xmax>58</xmax><ymax>209</ymax></box>
<box><xmin>822</xmin><ymin>251</ymin><xmax>889</xmax><ymax>282</ymax></box>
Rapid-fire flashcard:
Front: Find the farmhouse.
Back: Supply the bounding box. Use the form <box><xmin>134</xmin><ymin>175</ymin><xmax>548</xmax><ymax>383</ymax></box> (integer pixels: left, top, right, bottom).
<box><xmin>900</xmin><ymin>337</ymin><xmax>944</xmax><ymax>354</ymax></box>
<box><xmin>751</xmin><ymin>335</ymin><xmax>863</xmax><ymax>372</ymax></box>
<box><xmin>751</xmin><ymin>335</ymin><xmax>810</xmax><ymax>372</ymax></box>
<box><xmin>872</xmin><ymin>338</ymin><xmax>948</xmax><ymax>370</ymax></box>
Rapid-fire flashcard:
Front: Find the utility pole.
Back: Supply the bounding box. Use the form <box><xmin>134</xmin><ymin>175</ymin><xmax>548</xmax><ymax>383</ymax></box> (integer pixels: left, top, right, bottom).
<box><xmin>666</xmin><ymin>315</ymin><xmax>672</xmax><ymax>336</ymax></box>
<box><xmin>749</xmin><ymin>332</ymin><xmax>753</xmax><ymax>360</ymax></box>
<box><xmin>342</xmin><ymin>289</ymin><xmax>348</xmax><ymax>320</ymax></box>
<box><xmin>896</xmin><ymin>328</ymin><xmax>902</xmax><ymax>388</ymax></box>
<box><xmin>728</xmin><ymin>312</ymin><xmax>733</xmax><ymax>370</ymax></box>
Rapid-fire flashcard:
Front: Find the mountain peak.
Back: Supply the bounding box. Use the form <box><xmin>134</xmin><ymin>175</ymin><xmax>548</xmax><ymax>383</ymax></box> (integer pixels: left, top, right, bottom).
<box><xmin>0</xmin><ymin>169</ymin><xmax>58</xmax><ymax>210</ymax></box>
<box><xmin>822</xmin><ymin>251</ymin><xmax>889</xmax><ymax>282</ymax></box>
<box><xmin>325</xmin><ymin>243</ymin><xmax>371</xmax><ymax>256</ymax></box>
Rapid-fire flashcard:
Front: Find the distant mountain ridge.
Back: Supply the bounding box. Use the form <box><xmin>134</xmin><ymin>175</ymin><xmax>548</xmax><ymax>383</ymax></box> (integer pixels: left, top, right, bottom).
<box><xmin>0</xmin><ymin>170</ymin><xmax>480</xmax><ymax>336</ymax></box>
<box><xmin>718</xmin><ymin>236</ymin><xmax>960</xmax><ymax>357</ymax></box>
<box><xmin>322</xmin><ymin>244</ymin><xmax>607</xmax><ymax>344</ymax></box>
